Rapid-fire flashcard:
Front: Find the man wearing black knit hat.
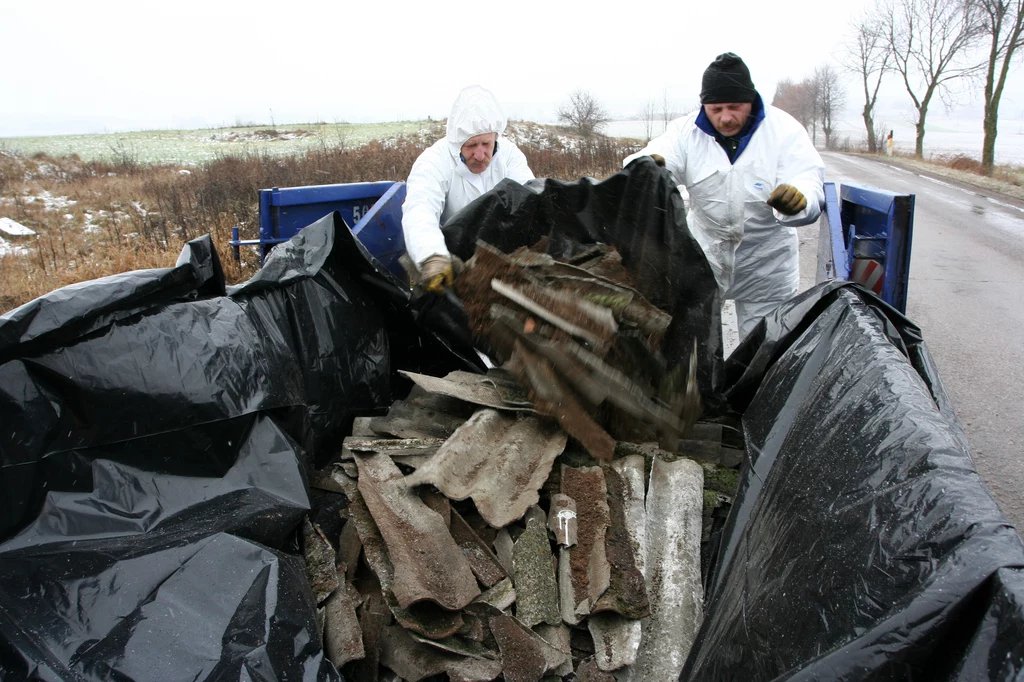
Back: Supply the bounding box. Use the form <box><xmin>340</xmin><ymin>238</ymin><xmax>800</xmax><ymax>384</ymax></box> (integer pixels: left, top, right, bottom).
<box><xmin>624</xmin><ymin>52</ymin><xmax>826</xmax><ymax>340</ymax></box>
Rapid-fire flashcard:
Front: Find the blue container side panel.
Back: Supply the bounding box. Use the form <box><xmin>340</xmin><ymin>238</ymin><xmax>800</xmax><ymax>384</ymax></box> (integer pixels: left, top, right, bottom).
<box><xmin>884</xmin><ymin>194</ymin><xmax>914</xmax><ymax>313</ymax></box>
<box><xmin>264</xmin><ymin>186</ymin><xmax>395</xmax><ymax>239</ymax></box>
<box><xmin>265</xmin><ymin>182</ymin><xmax>396</xmax><ymax>208</ymax></box>
<box><xmin>839</xmin><ymin>183</ymin><xmax>904</xmax><ymax>215</ymax></box>
<box><xmin>817</xmin><ymin>182</ymin><xmax>849</xmax><ymax>282</ymax></box>
<box><xmin>351</xmin><ymin>183</ymin><xmax>408</xmax><ymax>283</ymax></box>
<box><xmin>823</xmin><ymin>183</ymin><xmax>914</xmax><ymax>314</ymax></box>
<box><xmin>840</xmin><ymin>187</ymin><xmax>892</xmax><ymax>242</ymax></box>
<box><xmin>255</xmin><ymin>182</ymin><xmax>402</xmax><ymax>264</ymax></box>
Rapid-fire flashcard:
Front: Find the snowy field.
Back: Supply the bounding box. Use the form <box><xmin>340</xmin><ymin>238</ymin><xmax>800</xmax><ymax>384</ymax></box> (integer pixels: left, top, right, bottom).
<box><xmin>7</xmin><ymin>113</ymin><xmax>1024</xmax><ymax>168</ymax></box>
<box><xmin>604</xmin><ymin>114</ymin><xmax>1024</xmax><ymax>167</ymax></box>
<box><xmin>0</xmin><ymin>121</ymin><xmax>435</xmax><ymax>165</ymax></box>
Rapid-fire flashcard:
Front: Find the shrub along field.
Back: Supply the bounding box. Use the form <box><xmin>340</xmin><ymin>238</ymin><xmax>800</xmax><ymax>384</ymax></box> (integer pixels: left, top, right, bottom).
<box><xmin>0</xmin><ymin>122</ymin><xmax>642</xmax><ymax>314</ymax></box>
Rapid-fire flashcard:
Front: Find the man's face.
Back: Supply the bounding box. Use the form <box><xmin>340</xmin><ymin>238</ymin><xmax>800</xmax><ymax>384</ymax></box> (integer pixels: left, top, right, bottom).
<box><xmin>704</xmin><ymin>102</ymin><xmax>753</xmax><ymax>137</ymax></box>
<box><xmin>461</xmin><ymin>132</ymin><xmax>497</xmax><ymax>174</ymax></box>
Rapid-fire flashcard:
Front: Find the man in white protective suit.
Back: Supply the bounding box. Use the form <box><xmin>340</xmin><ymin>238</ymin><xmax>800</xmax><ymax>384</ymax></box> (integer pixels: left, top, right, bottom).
<box><xmin>402</xmin><ymin>85</ymin><xmax>535</xmax><ymax>293</ymax></box>
<box><xmin>624</xmin><ymin>52</ymin><xmax>826</xmax><ymax>339</ymax></box>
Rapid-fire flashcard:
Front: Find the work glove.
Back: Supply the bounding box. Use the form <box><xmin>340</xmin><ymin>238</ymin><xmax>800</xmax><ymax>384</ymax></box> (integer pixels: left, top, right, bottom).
<box><xmin>650</xmin><ymin>153</ymin><xmax>666</xmax><ymax>168</ymax></box>
<box><xmin>419</xmin><ymin>254</ymin><xmax>454</xmax><ymax>294</ymax></box>
<box><xmin>767</xmin><ymin>184</ymin><xmax>807</xmax><ymax>216</ymax></box>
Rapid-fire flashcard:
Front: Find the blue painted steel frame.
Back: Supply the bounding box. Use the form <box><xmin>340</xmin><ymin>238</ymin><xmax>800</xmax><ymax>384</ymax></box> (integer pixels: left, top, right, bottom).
<box><xmin>229</xmin><ymin>181</ymin><xmax>408</xmax><ymax>281</ymax></box>
<box><xmin>816</xmin><ymin>181</ymin><xmax>915</xmax><ymax>313</ymax></box>
<box><xmin>817</xmin><ymin>182</ymin><xmax>848</xmax><ymax>282</ymax></box>
<box><xmin>258</xmin><ymin>181</ymin><xmax>397</xmax><ymax>259</ymax></box>
<box><xmin>349</xmin><ymin>182</ymin><xmax>408</xmax><ymax>279</ymax></box>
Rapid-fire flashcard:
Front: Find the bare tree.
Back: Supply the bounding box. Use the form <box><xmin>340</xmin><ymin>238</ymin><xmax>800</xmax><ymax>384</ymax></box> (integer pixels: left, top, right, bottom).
<box><xmin>815</xmin><ymin>64</ymin><xmax>847</xmax><ymax>149</ymax></box>
<box><xmin>773</xmin><ymin>78</ymin><xmax>818</xmax><ymax>138</ymax></box>
<box><xmin>557</xmin><ymin>90</ymin><xmax>611</xmax><ymax>137</ymax></box>
<box><xmin>808</xmin><ymin>77</ymin><xmax>823</xmax><ymax>145</ymax></box>
<box><xmin>842</xmin><ymin>8</ymin><xmax>893</xmax><ymax>152</ymax></box>
<box><xmin>881</xmin><ymin>0</ymin><xmax>985</xmax><ymax>156</ymax></box>
<box><xmin>973</xmin><ymin>0</ymin><xmax>1024</xmax><ymax>172</ymax></box>
<box><xmin>773</xmin><ymin>79</ymin><xmax>802</xmax><ymax>123</ymax></box>
<box><xmin>640</xmin><ymin>98</ymin><xmax>658</xmax><ymax>142</ymax></box>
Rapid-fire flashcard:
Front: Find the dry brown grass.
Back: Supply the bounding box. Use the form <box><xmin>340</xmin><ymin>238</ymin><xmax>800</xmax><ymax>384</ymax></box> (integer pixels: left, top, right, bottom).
<box><xmin>941</xmin><ymin>154</ymin><xmax>984</xmax><ymax>173</ymax></box>
<box><xmin>0</xmin><ymin>129</ymin><xmax>641</xmax><ymax>315</ymax></box>
<box><xmin>878</xmin><ymin>149</ymin><xmax>1024</xmax><ymax>199</ymax></box>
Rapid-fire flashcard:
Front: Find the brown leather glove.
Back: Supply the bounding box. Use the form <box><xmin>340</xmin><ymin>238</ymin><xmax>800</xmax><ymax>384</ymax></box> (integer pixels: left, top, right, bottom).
<box><xmin>419</xmin><ymin>254</ymin><xmax>454</xmax><ymax>294</ymax></box>
<box><xmin>650</xmin><ymin>153</ymin><xmax>666</xmax><ymax>168</ymax></box>
<box><xmin>767</xmin><ymin>184</ymin><xmax>807</xmax><ymax>216</ymax></box>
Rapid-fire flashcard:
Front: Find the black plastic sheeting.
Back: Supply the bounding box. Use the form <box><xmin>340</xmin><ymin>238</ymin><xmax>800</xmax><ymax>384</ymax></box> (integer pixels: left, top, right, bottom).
<box><xmin>685</xmin><ymin>282</ymin><xmax>1024</xmax><ymax>680</ymax></box>
<box><xmin>442</xmin><ymin>157</ymin><xmax>723</xmax><ymax>410</ymax></box>
<box><xmin>0</xmin><ymin>214</ymin><xmax>459</xmax><ymax>681</ymax></box>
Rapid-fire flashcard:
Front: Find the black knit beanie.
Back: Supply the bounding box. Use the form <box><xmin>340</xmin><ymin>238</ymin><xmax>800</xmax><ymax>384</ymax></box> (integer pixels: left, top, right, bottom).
<box><xmin>700</xmin><ymin>52</ymin><xmax>757</xmax><ymax>104</ymax></box>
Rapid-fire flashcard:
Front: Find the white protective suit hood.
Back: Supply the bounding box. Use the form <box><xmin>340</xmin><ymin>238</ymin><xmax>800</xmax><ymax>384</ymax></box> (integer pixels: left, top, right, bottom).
<box><xmin>446</xmin><ymin>85</ymin><xmax>507</xmax><ymax>157</ymax></box>
<box><xmin>401</xmin><ymin>86</ymin><xmax>535</xmax><ymax>266</ymax></box>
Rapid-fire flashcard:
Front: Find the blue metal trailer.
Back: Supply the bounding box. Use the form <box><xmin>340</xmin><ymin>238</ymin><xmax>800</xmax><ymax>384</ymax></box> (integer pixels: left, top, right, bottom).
<box><xmin>816</xmin><ymin>181</ymin><xmax>915</xmax><ymax>312</ymax></box>
<box><xmin>230</xmin><ymin>181</ymin><xmax>408</xmax><ymax>281</ymax></box>
<box><xmin>230</xmin><ymin>178</ymin><xmax>914</xmax><ymax>313</ymax></box>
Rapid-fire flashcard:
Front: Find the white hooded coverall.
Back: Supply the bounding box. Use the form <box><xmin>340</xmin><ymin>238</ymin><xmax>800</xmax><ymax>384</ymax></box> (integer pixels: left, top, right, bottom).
<box><xmin>402</xmin><ymin>86</ymin><xmax>535</xmax><ymax>267</ymax></box>
<box><xmin>624</xmin><ymin>101</ymin><xmax>825</xmax><ymax>338</ymax></box>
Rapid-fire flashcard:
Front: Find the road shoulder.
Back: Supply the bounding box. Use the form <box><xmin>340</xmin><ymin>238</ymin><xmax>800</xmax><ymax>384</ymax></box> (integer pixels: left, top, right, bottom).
<box><xmin>832</xmin><ymin>152</ymin><xmax>1024</xmax><ymax>209</ymax></box>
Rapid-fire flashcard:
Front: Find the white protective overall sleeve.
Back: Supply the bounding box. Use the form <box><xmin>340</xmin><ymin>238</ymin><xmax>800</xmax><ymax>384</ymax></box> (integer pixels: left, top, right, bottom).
<box><xmin>623</xmin><ymin>116</ymin><xmax>690</xmax><ymax>187</ymax></box>
<box><xmin>402</xmin><ymin>86</ymin><xmax>535</xmax><ymax>267</ymax></box>
<box><xmin>402</xmin><ymin>143</ymin><xmax>453</xmax><ymax>266</ymax></box>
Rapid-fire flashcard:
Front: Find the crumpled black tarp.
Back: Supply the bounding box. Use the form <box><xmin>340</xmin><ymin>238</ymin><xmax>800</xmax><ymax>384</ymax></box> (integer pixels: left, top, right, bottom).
<box><xmin>684</xmin><ymin>281</ymin><xmax>1024</xmax><ymax>680</ymax></box>
<box><xmin>0</xmin><ymin>214</ymin><xmax>446</xmax><ymax>681</ymax></box>
<box><xmin>441</xmin><ymin>157</ymin><xmax>723</xmax><ymax>409</ymax></box>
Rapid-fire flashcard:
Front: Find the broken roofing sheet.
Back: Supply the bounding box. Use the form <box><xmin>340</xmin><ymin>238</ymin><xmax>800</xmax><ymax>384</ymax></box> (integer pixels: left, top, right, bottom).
<box><xmin>399</xmin><ymin>369</ymin><xmax>533</xmax><ymax>412</ymax></box>
<box><xmin>356</xmin><ymin>451</ymin><xmax>481</xmax><ymax>611</ymax></box>
<box><xmin>624</xmin><ymin>455</ymin><xmax>705</xmax><ymax>682</ymax></box>
<box><xmin>405</xmin><ymin>408</ymin><xmax>568</xmax><ymax>528</ymax></box>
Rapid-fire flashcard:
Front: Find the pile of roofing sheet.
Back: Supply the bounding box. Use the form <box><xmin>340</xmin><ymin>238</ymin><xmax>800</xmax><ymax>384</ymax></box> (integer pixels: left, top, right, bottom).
<box><xmin>306</xmin><ymin>386</ymin><xmax>740</xmax><ymax>682</ymax></box>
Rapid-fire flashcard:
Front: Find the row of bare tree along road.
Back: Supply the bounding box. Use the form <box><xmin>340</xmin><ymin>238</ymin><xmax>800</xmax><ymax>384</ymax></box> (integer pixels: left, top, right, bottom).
<box><xmin>839</xmin><ymin>0</ymin><xmax>1024</xmax><ymax>172</ymax></box>
<box><xmin>553</xmin><ymin>0</ymin><xmax>1024</xmax><ymax>176</ymax></box>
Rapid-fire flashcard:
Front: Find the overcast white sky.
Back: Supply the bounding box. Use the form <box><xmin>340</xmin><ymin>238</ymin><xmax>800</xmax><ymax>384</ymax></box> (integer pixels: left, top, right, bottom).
<box><xmin>4</xmin><ymin>0</ymin><xmax>1024</xmax><ymax>138</ymax></box>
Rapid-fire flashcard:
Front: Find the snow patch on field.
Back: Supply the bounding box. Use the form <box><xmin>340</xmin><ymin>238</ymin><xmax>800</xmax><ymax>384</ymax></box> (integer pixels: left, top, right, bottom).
<box><xmin>209</xmin><ymin>129</ymin><xmax>315</xmax><ymax>143</ymax></box>
<box><xmin>23</xmin><ymin>190</ymin><xmax>77</xmax><ymax>211</ymax></box>
<box><xmin>0</xmin><ymin>235</ymin><xmax>31</xmax><ymax>257</ymax></box>
<box><xmin>0</xmin><ymin>217</ymin><xmax>35</xmax><ymax>236</ymax></box>
<box><xmin>506</xmin><ymin>121</ymin><xmax>579</xmax><ymax>150</ymax></box>
<box><xmin>0</xmin><ymin>217</ymin><xmax>36</xmax><ymax>257</ymax></box>
<box><xmin>81</xmin><ymin>212</ymin><xmax>100</xmax><ymax>233</ymax></box>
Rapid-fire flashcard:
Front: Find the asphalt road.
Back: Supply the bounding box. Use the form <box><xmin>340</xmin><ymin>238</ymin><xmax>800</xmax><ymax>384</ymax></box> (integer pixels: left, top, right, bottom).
<box><xmin>806</xmin><ymin>152</ymin><xmax>1024</xmax><ymax>531</ymax></box>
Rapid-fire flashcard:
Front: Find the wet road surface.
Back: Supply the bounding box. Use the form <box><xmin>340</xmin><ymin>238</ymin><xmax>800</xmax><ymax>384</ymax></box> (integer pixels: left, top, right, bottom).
<box><xmin>815</xmin><ymin>152</ymin><xmax>1024</xmax><ymax>530</ymax></box>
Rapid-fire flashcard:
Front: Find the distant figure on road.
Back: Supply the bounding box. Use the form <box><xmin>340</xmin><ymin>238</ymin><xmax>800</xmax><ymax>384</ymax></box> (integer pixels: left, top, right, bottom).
<box><xmin>402</xmin><ymin>85</ymin><xmax>535</xmax><ymax>293</ymax></box>
<box><xmin>624</xmin><ymin>53</ymin><xmax>826</xmax><ymax>339</ymax></box>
